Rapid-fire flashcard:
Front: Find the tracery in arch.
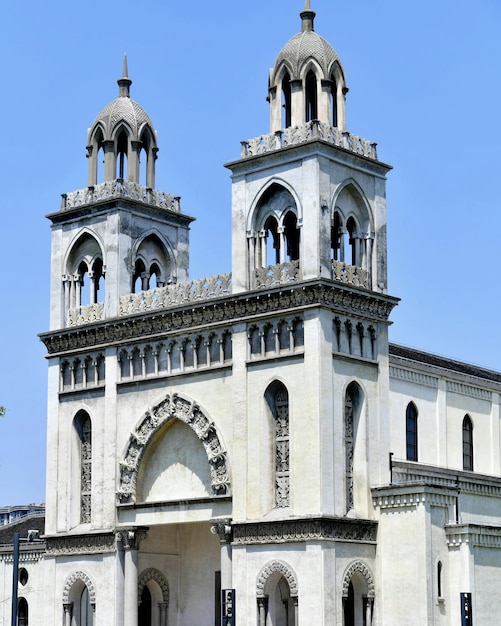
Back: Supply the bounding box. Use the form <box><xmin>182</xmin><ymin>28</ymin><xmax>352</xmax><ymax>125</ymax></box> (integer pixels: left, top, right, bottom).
<box><xmin>65</xmin><ymin>232</ymin><xmax>105</xmax><ymax>311</ymax></box>
<box><xmin>118</xmin><ymin>393</ymin><xmax>230</xmax><ymax>503</ymax></box>
<box><xmin>248</xmin><ymin>183</ymin><xmax>300</xmax><ymax>284</ymax></box>
<box><xmin>132</xmin><ymin>232</ymin><xmax>173</xmax><ymax>292</ymax></box>
<box><xmin>331</xmin><ymin>183</ymin><xmax>373</xmax><ymax>278</ymax></box>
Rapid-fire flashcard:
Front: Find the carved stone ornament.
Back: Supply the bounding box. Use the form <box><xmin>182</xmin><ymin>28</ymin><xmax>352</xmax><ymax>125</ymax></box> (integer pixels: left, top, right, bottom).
<box><xmin>342</xmin><ymin>561</ymin><xmax>375</xmax><ymax>599</ymax></box>
<box><xmin>40</xmin><ymin>280</ymin><xmax>398</xmax><ymax>356</ymax></box>
<box><xmin>256</xmin><ymin>560</ymin><xmax>298</xmax><ymax>598</ymax></box>
<box><xmin>46</xmin><ymin>533</ymin><xmax>115</xmax><ymax>556</ymax></box>
<box><xmin>116</xmin><ymin>528</ymin><xmax>149</xmax><ymax>550</ymax></box>
<box><xmin>62</xmin><ymin>570</ymin><xmax>96</xmax><ymax>604</ymax></box>
<box><xmin>138</xmin><ymin>568</ymin><xmax>169</xmax><ymax>603</ymax></box>
<box><xmin>118</xmin><ymin>393</ymin><xmax>230</xmax><ymax>503</ymax></box>
<box><xmin>232</xmin><ymin>518</ymin><xmax>377</xmax><ymax>545</ymax></box>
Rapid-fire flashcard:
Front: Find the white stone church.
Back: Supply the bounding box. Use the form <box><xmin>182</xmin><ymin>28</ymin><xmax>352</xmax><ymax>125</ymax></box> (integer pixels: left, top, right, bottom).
<box><xmin>2</xmin><ymin>3</ymin><xmax>501</xmax><ymax>625</ymax></box>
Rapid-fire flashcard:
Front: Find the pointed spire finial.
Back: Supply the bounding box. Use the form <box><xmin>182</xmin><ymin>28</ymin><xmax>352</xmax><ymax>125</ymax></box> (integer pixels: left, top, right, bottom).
<box><xmin>117</xmin><ymin>54</ymin><xmax>132</xmax><ymax>98</ymax></box>
<box><xmin>300</xmin><ymin>0</ymin><xmax>315</xmax><ymax>32</ymax></box>
<box><xmin>122</xmin><ymin>52</ymin><xmax>129</xmax><ymax>79</ymax></box>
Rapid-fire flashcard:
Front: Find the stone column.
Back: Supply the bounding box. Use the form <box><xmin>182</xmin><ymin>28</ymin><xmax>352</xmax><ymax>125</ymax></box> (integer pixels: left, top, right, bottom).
<box><xmin>118</xmin><ymin>528</ymin><xmax>148</xmax><ymax>626</ymax></box>
<box><xmin>103</xmin><ymin>140</ymin><xmax>116</xmax><ymax>181</ymax></box>
<box><xmin>257</xmin><ymin>597</ymin><xmax>266</xmax><ymax>626</ymax></box>
<box><xmin>63</xmin><ymin>603</ymin><xmax>73</xmax><ymax>626</ymax></box>
<box><xmin>210</xmin><ymin>520</ymin><xmax>233</xmax><ymax>592</ymax></box>
<box><xmin>158</xmin><ymin>601</ymin><xmax>168</xmax><ymax>626</ymax></box>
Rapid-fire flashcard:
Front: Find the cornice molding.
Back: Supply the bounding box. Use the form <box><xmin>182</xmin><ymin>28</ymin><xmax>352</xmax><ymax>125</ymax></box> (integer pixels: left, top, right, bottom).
<box><xmin>372</xmin><ymin>484</ymin><xmax>457</xmax><ymax>510</ymax></box>
<box><xmin>40</xmin><ymin>280</ymin><xmax>398</xmax><ymax>356</ymax></box>
<box><xmin>446</xmin><ymin>523</ymin><xmax>501</xmax><ymax>549</ymax></box>
<box><xmin>232</xmin><ymin>517</ymin><xmax>377</xmax><ymax>545</ymax></box>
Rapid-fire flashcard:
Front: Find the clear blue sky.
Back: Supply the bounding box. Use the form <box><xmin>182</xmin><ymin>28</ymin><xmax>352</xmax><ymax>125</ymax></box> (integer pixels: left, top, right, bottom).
<box><xmin>0</xmin><ymin>0</ymin><xmax>500</xmax><ymax>505</ymax></box>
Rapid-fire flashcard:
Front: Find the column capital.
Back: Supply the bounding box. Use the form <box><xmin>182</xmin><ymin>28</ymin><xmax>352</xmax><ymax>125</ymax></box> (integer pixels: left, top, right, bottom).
<box><xmin>210</xmin><ymin>518</ymin><xmax>233</xmax><ymax>544</ymax></box>
<box><xmin>116</xmin><ymin>527</ymin><xmax>149</xmax><ymax>550</ymax></box>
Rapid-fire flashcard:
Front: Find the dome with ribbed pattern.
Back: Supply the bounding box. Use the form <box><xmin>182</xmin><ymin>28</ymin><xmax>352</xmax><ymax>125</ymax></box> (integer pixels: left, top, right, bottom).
<box><xmin>271</xmin><ymin>29</ymin><xmax>340</xmax><ymax>83</ymax></box>
<box><xmin>91</xmin><ymin>97</ymin><xmax>154</xmax><ymax>139</ymax></box>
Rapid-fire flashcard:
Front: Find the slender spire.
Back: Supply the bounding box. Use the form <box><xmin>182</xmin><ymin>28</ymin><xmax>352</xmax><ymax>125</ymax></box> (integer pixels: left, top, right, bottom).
<box><xmin>117</xmin><ymin>53</ymin><xmax>132</xmax><ymax>97</ymax></box>
<box><xmin>300</xmin><ymin>0</ymin><xmax>316</xmax><ymax>32</ymax></box>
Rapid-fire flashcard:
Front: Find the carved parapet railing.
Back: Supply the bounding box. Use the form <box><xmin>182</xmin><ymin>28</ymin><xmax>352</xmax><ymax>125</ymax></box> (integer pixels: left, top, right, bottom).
<box><xmin>255</xmin><ymin>260</ymin><xmax>300</xmax><ymax>289</ymax></box>
<box><xmin>60</xmin><ymin>179</ymin><xmax>181</xmax><ymax>213</ymax></box>
<box><xmin>68</xmin><ymin>303</ymin><xmax>105</xmax><ymax>327</ymax></box>
<box><xmin>240</xmin><ymin>121</ymin><xmax>378</xmax><ymax>161</ymax></box>
<box><xmin>332</xmin><ymin>261</ymin><xmax>369</xmax><ymax>289</ymax></box>
<box><xmin>119</xmin><ymin>273</ymin><xmax>232</xmax><ymax>316</ymax></box>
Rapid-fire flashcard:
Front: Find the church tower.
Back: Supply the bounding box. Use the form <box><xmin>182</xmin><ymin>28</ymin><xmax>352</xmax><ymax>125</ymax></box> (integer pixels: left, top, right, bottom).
<box><xmin>39</xmin><ymin>5</ymin><xmax>398</xmax><ymax>626</ymax></box>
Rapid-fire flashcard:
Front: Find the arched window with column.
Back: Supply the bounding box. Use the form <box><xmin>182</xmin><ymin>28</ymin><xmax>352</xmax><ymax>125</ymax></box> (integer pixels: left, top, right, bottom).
<box><xmin>462</xmin><ymin>415</ymin><xmax>474</xmax><ymax>471</ymax></box>
<box><xmin>256</xmin><ymin>560</ymin><xmax>298</xmax><ymax>626</ymax></box>
<box><xmin>62</xmin><ymin>572</ymin><xmax>96</xmax><ymax>626</ymax></box>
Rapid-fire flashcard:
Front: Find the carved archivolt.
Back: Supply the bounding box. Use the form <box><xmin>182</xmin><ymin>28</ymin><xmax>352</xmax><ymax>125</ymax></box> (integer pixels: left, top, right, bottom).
<box><xmin>138</xmin><ymin>568</ymin><xmax>169</xmax><ymax>603</ymax></box>
<box><xmin>342</xmin><ymin>561</ymin><xmax>375</xmax><ymax>599</ymax></box>
<box><xmin>118</xmin><ymin>392</ymin><xmax>230</xmax><ymax>503</ymax></box>
<box><xmin>62</xmin><ymin>570</ymin><xmax>96</xmax><ymax>604</ymax></box>
<box><xmin>256</xmin><ymin>560</ymin><xmax>298</xmax><ymax>598</ymax></box>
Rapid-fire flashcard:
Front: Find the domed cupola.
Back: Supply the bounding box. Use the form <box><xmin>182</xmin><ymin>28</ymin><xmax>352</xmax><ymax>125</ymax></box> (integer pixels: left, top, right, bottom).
<box><xmin>86</xmin><ymin>55</ymin><xmax>159</xmax><ymax>188</ymax></box>
<box><xmin>268</xmin><ymin>1</ymin><xmax>347</xmax><ymax>132</ymax></box>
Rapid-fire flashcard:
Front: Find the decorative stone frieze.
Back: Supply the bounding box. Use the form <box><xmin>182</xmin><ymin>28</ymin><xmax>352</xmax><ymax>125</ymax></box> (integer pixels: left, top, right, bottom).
<box><xmin>240</xmin><ymin>121</ymin><xmax>378</xmax><ymax>162</ymax></box>
<box><xmin>60</xmin><ymin>179</ymin><xmax>181</xmax><ymax>214</ymax></box>
<box><xmin>45</xmin><ymin>532</ymin><xmax>116</xmax><ymax>556</ymax></box>
<box><xmin>247</xmin><ymin>316</ymin><xmax>303</xmax><ymax>361</ymax></box>
<box><xmin>232</xmin><ymin>518</ymin><xmax>377</xmax><ymax>545</ymax></box>
<box><xmin>118</xmin><ymin>393</ymin><xmax>230</xmax><ymax>503</ymax></box>
<box><xmin>60</xmin><ymin>352</ymin><xmax>105</xmax><ymax>392</ymax></box>
<box><xmin>40</xmin><ymin>280</ymin><xmax>398</xmax><ymax>356</ymax></box>
<box><xmin>332</xmin><ymin>260</ymin><xmax>369</xmax><ymax>289</ymax></box>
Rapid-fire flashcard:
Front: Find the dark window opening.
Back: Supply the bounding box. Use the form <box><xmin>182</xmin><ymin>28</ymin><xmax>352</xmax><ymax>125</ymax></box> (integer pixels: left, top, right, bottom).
<box><xmin>305</xmin><ymin>71</ymin><xmax>318</xmax><ymax>122</ymax></box>
<box><xmin>282</xmin><ymin>73</ymin><xmax>292</xmax><ymax>128</ymax></box>
<box><xmin>138</xmin><ymin>585</ymin><xmax>152</xmax><ymax>626</ymax></box>
<box><xmin>406</xmin><ymin>402</ymin><xmax>418</xmax><ymax>462</ymax></box>
<box><xmin>463</xmin><ymin>415</ymin><xmax>474</xmax><ymax>471</ymax></box>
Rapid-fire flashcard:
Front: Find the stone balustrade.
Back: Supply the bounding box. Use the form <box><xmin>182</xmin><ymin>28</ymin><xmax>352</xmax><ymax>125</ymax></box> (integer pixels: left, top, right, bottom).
<box><xmin>255</xmin><ymin>261</ymin><xmax>300</xmax><ymax>289</ymax></box>
<box><xmin>119</xmin><ymin>273</ymin><xmax>232</xmax><ymax>316</ymax></box>
<box><xmin>332</xmin><ymin>260</ymin><xmax>369</xmax><ymax>289</ymax></box>
<box><xmin>68</xmin><ymin>303</ymin><xmax>105</xmax><ymax>327</ymax></box>
<box><xmin>240</xmin><ymin>121</ymin><xmax>378</xmax><ymax>161</ymax></box>
<box><xmin>60</xmin><ymin>179</ymin><xmax>181</xmax><ymax>213</ymax></box>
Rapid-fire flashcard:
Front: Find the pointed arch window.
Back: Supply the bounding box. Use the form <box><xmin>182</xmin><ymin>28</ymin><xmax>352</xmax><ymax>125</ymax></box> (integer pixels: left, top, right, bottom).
<box><xmin>282</xmin><ymin>72</ymin><xmax>292</xmax><ymax>128</ymax></box>
<box><xmin>462</xmin><ymin>415</ymin><xmax>474</xmax><ymax>471</ymax></box>
<box><xmin>305</xmin><ymin>70</ymin><xmax>318</xmax><ymax>122</ymax></box>
<box><xmin>406</xmin><ymin>402</ymin><xmax>418</xmax><ymax>462</ymax></box>
<box><xmin>75</xmin><ymin>411</ymin><xmax>92</xmax><ymax>523</ymax></box>
<box><xmin>116</xmin><ymin>129</ymin><xmax>129</xmax><ymax>179</ymax></box>
<box><xmin>330</xmin><ymin>76</ymin><xmax>338</xmax><ymax>127</ymax></box>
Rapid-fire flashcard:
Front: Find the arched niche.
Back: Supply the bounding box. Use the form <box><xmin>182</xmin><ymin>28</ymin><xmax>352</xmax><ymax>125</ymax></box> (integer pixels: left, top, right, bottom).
<box><xmin>118</xmin><ymin>393</ymin><xmax>230</xmax><ymax>503</ymax></box>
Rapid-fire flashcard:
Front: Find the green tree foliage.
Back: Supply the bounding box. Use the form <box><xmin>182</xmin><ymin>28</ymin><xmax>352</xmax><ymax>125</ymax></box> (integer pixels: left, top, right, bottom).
<box><xmin>0</xmin><ymin>406</ymin><xmax>5</xmax><ymax>417</ymax></box>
